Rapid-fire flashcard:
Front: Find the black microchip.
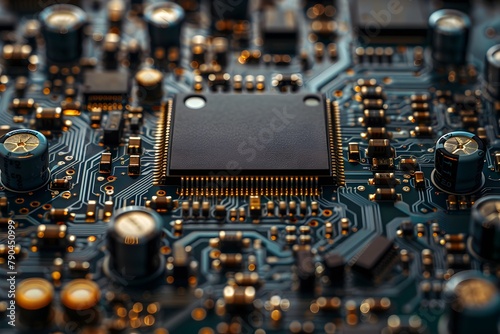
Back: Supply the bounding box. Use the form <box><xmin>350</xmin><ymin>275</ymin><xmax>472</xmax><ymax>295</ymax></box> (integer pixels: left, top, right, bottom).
<box><xmin>352</xmin><ymin>235</ymin><xmax>396</xmax><ymax>281</ymax></box>
<box><xmin>168</xmin><ymin>93</ymin><xmax>331</xmax><ymax>176</ymax></box>
<box><xmin>82</xmin><ymin>71</ymin><xmax>129</xmax><ymax>107</ymax></box>
<box><xmin>351</xmin><ymin>0</ymin><xmax>429</xmax><ymax>44</ymax></box>
<box><xmin>261</xmin><ymin>9</ymin><xmax>299</xmax><ymax>54</ymax></box>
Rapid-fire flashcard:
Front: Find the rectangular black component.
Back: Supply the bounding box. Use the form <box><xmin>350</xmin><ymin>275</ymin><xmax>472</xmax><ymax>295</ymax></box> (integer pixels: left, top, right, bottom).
<box><xmin>0</xmin><ymin>13</ymin><xmax>15</xmax><ymax>31</ymax></box>
<box><xmin>168</xmin><ymin>93</ymin><xmax>330</xmax><ymax>176</ymax></box>
<box><xmin>100</xmin><ymin>152</ymin><xmax>112</xmax><ymax>174</ymax></box>
<box><xmin>352</xmin><ymin>235</ymin><xmax>395</xmax><ymax>280</ymax></box>
<box><xmin>83</xmin><ymin>71</ymin><xmax>128</xmax><ymax>108</ymax></box>
<box><xmin>261</xmin><ymin>8</ymin><xmax>299</xmax><ymax>54</ymax></box>
<box><xmin>103</xmin><ymin>111</ymin><xmax>124</xmax><ymax>146</ymax></box>
<box><xmin>351</xmin><ymin>0</ymin><xmax>429</xmax><ymax>44</ymax></box>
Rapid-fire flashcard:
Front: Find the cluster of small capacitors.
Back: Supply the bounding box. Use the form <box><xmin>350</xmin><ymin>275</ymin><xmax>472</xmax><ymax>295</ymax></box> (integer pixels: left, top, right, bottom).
<box><xmin>34</xmin><ymin>1</ymin><xmax>185</xmax><ymax>65</ymax></box>
<box><xmin>425</xmin><ymin>9</ymin><xmax>500</xmax><ymax>197</ymax></box>
<box><xmin>15</xmin><ymin>277</ymin><xmax>101</xmax><ymax>329</ymax></box>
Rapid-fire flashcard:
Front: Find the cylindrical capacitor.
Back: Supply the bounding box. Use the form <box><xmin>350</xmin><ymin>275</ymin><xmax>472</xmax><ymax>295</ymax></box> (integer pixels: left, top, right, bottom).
<box><xmin>107</xmin><ymin>0</ymin><xmax>125</xmax><ymax>30</ymax></box>
<box><xmin>144</xmin><ymin>2</ymin><xmax>185</xmax><ymax>53</ymax></box>
<box><xmin>61</xmin><ymin>279</ymin><xmax>101</xmax><ymax>325</ymax></box>
<box><xmin>0</xmin><ymin>129</ymin><xmax>50</xmax><ymax>192</ymax></box>
<box><xmin>213</xmin><ymin>37</ymin><xmax>228</xmax><ymax>67</ymax></box>
<box><xmin>16</xmin><ymin>278</ymin><xmax>54</xmax><ymax>328</ymax></box>
<box><xmin>135</xmin><ymin>68</ymin><xmax>164</xmax><ymax>103</ymax></box>
<box><xmin>127</xmin><ymin>39</ymin><xmax>142</xmax><ymax>70</ymax></box>
<box><xmin>431</xmin><ymin>131</ymin><xmax>485</xmax><ymax>194</ymax></box>
<box><xmin>440</xmin><ymin>271</ymin><xmax>500</xmax><ymax>334</ymax></box>
<box><xmin>23</xmin><ymin>20</ymin><xmax>41</xmax><ymax>52</ymax></box>
<box><xmin>107</xmin><ymin>206</ymin><xmax>163</xmax><ymax>279</ymax></box>
<box><xmin>469</xmin><ymin>196</ymin><xmax>500</xmax><ymax>261</ymax></box>
<box><xmin>485</xmin><ymin>44</ymin><xmax>500</xmax><ymax>99</ymax></box>
<box><xmin>39</xmin><ymin>4</ymin><xmax>88</xmax><ymax>63</ymax></box>
<box><xmin>428</xmin><ymin>9</ymin><xmax>471</xmax><ymax>67</ymax></box>
<box><xmin>102</xmin><ymin>33</ymin><xmax>120</xmax><ymax>70</ymax></box>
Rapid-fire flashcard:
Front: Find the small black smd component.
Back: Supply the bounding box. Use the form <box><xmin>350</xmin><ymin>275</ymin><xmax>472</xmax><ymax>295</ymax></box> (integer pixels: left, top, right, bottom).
<box><xmin>82</xmin><ymin>71</ymin><xmax>129</xmax><ymax>110</ymax></box>
<box><xmin>351</xmin><ymin>0</ymin><xmax>429</xmax><ymax>44</ymax></box>
<box><xmin>0</xmin><ymin>13</ymin><xmax>15</xmax><ymax>31</ymax></box>
<box><xmin>323</xmin><ymin>253</ymin><xmax>345</xmax><ymax>285</ymax></box>
<box><xmin>352</xmin><ymin>235</ymin><xmax>397</xmax><ymax>281</ymax></box>
<box><xmin>261</xmin><ymin>8</ymin><xmax>299</xmax><ymax>55</ymax></box>
<box><xmin>296</xmin><ymin>249</ymin><xmax>316</xmax><ymax>292</ymax></box>
<box><xmin>103</xmin><ymin>110</ymin><xmax>124</xmax><ymax>146</ymax></box>
<box><xmin>154</xmin><ymin>94</ymin><xmax>342</xmax><ymax>195</ymax></box>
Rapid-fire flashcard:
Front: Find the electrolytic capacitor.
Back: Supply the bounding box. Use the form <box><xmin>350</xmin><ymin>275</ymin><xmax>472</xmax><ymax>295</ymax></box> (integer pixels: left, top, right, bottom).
<box><xmin>428</xmin><ymin>9</ymin><xmax>471</xmax><ymax>67</ymax></box>
<box><xmin>440</xmin><ymin>271</ymin><xmax>500</xmax><ymax>334</ymax></box>
<box><xmin>127</xmin><ymin>39</ymin><xmax>142</xmax><ymax>69</ymax></box>
<box><xmin>61</xmin><ymin>279</ymin><xmax>101</xmax><ymax>325</ymax></box>
<box><xmin>102</xmin><ymin>33</ymin><xmax>120</xmax><ymax>70</ymax></box>
<box><xmin>0</xmin><ymin>129</ymin><xmax>50</xmax><ymax>192</ymax></box>
<box><xmin>484</xmin><ymin>44</ymin><xmax>500</xmax><ymax>99</ymax></box>
<box><xmin>16</xmin><ymin>278</ymin><xmax>54</xmax><ymax>329</ymax></box>
<box><xmin>469</xmin><ymin>195</ymin><xmax>500</xmax><ymax>261</ymax></box>
<box><xmin>107</xmin><ymin>206</ymin><xmax>163</xmax><ymax>279</ymax></box>
<box><xmin>39</xmin><ymin>4</ymin><xmax>88</xmax><ymax>63</ymax></box>
<box><xmin>144</xmin><ymin>2</ymin><xmax>185</xmax><ymax>54</ymax></box>
<box><xmin>136</xmin><ymin>68</ymin><xmax>164</xmax><ymax>103</ymax></box>
<box><xmin>23</xmin><ymin>20</ymin><xmax>40</xmax><ymax>52</ymax></box>
<box><xmin>431</xmin><ymin>131</ymin><xmax>485</xmax><ymax>194</ymax></box>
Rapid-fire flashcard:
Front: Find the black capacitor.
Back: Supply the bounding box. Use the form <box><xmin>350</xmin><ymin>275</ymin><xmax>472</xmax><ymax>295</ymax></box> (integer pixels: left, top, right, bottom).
<box><xmin>103</xmin><ymin>110</ymin><xmax>124</xmax><ymax>146</ymax></box>
<box><xmin>213</xmin><ymin>37</ymin><xmax>228</xmax><ymax>67</ymax></box>
<box><xmin>135</xmin><ymin>68</ymin><xmax>164</xmax><ymax>103</ymax></box>
<box><xmin>296</xmin><ymin>249</ymin><xmax>316</xmax><ymax>293</ymax></box>
<box><xmin>107</xmin><ymin>0</ymin><xmax>125</xmax><ymax>30</ymax></box>
<box><xmin>431</xmin><ymin>131</ymin><xmax>485</xmax><ymax>195</ymax></box>
<box><xmin>144</xmin><ymin>2</ymin><xmax>185</xmax><ymax>53</ymax></box>
<box><xmin>39</xmin><ymin>4</ymin><xmax>88</xmax><ymax>63</ymax></box>
<box><xmin>23</xmin><ymin>20</ymin><xmax>40</xmax><ymax>52</ymax></box>
<box><xmin>323</xmin><ymin>253</ymin><xmax>345</xmax><ymax>286</ymax></box>
<box><xmin>127</xmin><ymin>39</ymin><xmax>142</xmax><ymax>70</ymax></box>
<box><xmin>428</xmin><ymin>9</ymin><xmax>471</xmax><ymax>67</ymax></box>
<box><xmin>485</xmin><ymin>44</ymin><xmax>500</xmax><ymax>99</ymax></box>
<box><xmin>107</xmin><ymin>206</ymin><xmax>163</xmax><ymax>279</ymax></box>
<box><xmin>16</xmin><ymin>278</ymin><xmax>54</xmax><ymax>328</ymax></box>
<box><xmin>0</xmin><ymin>129</ymin><xmax>50</xmax><ymax>192</ymax></box>
<box><xmin>469</xmin><ymin>196</ymin><xmax>500</xmax><ymax>261</ymax></box>
<box><xmin>60</xmin><ymin>279</ymin><xmax>101</xmax><ymax>325</ymax></box>
<box><xmin>441</xmin><ymin>271</ymin><xmax>500</xmax><ymax>334</ymax></box>
<box><xmin>102</xmin><ymin>33</ymin><xmax>120</xmax><ymax>70</ymax></box>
